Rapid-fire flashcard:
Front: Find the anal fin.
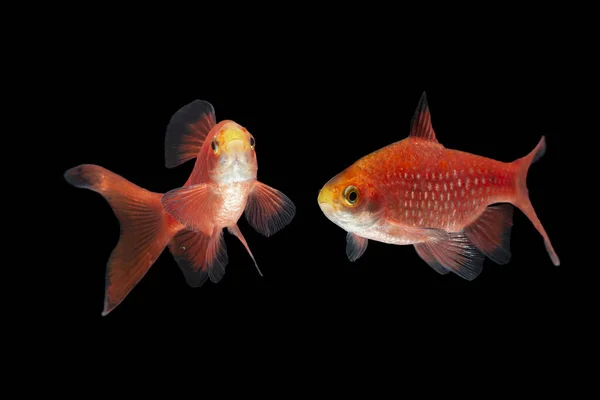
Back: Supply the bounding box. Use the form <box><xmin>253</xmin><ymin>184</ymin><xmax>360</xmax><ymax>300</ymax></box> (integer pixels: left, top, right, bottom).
<box><xmin>464</xmin><ymin>204</ymin><xmax>514</xmax><ymax>265</ymax></box>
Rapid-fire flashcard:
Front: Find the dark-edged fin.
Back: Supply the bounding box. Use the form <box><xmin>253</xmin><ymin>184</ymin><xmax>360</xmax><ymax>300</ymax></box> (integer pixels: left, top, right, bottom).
<box><xmin>346</xmin><ymin>232</ymin><xmax>368</xmax><ymax>262</ymax></box>
<box><xmin>415</xmin><ymin>232</ymin><xmax>485</xmax><ymax>281</ymax></box>
<box><xmin>409</xmin><ymin>92</ymin><xmax>438</xmax><ymax>143</ymax></box>
<box><xmin>161</xmin><ymin>183</ymin><xmax>219</xmax><ymax>236</ymax></box>
<box><xmin>167</xmin><ymin>226</ymin><xmax>230</xmax><ymax>286</ymax></box>
<box><xmin>464</xmin><ymin>204</ymin><xmax>514</xmax><ymax>265</ymax></box>
<box><xmin>168</xmin><ymin>229</ymin><xmax>210</xmax><ymax>288</ymax></box>
<box><xmin>165</xmin><ymin>100</ymin><xmax>216</xmax><ymax>168</ymax></box>
<box><xmin>245</xmin><ymin>181</ymin><xmax>296</xmax><ymax>237</ymax></box>
<box><xmin>414</xmin><ymin>243</ymin><xmax>450</xmax><ymax>275</ymax></box>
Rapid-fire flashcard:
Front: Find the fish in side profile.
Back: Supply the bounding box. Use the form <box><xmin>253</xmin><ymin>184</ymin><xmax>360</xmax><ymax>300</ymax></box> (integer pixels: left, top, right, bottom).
<box><xmin>317</xmin><ymin>92</ymin><xmax>559</xmax><ymax>280</ymax></box>
<box><xmin>64</xmin><ymin>100</ymin><xmax>295</xmax><ymax>315</ymax></box>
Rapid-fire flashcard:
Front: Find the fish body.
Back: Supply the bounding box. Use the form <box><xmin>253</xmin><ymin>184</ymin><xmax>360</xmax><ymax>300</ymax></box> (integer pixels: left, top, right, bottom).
<box><xmin>64</xmin><ymin>100</ymin><xmax>295</xmax><ymax>315</ymax></box>
<box><xmin>318</xmin><ymin>92</ymin><xmax>559</xmax><ymax>280</ymax></box>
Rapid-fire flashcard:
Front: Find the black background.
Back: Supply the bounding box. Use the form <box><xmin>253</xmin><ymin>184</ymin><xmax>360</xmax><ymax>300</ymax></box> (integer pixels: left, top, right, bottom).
<box><xmin>53</xmin><ymin>34</ymin><xmax>576</xmax><ymax>337</ymax></box>
<box><xmin>9</xmin><ymin>3</ymin><xmax>590</xmax><ymax>392</ymax></box>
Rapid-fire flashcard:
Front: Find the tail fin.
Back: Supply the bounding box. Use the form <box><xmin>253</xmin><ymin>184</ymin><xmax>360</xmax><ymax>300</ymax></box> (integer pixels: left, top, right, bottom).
<box><xmin>64</xmin><ymin>164</ymin><xmax>174</xmax><ymax>316</ymax></box>
<box><xmin>512</xmin><ymin>136</ymin><xmax>560</xmax><ymax>266</ymax></box>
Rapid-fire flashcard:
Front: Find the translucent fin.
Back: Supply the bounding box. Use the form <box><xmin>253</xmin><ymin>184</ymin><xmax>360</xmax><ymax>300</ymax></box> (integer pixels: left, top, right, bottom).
<box><xmin>165</xmin><ymin>100</ymin><xmax>216</xmax><ymax>168</ymax></box>
<box><xmin>512</xmin><ymin>136</ymin><xmax>560</xmax><ymax>266</ymax></box>
<box><xmin>64</xmin><ymin>164</ymin><xmax>172</xmax><ymax>316</ymax></box>
<box><xmin>417</xmin><ymin>232</ymin><xmax>486</xmax><ymax>281</ymax></box>
<box><xmin>464</xmin><ymin>204</ymin><xmax>514</xmax><ymax>265</ymax></box>
<box><xmin>409</xmin><ymin>92</ymin><xmax>438</xmax><ymax>143</ymax></box>
<box><xmin>167</xmin><ymin>226</ymin><xmax>231</xmax><ymax>286</ymax></box>
<box><xmin>206</xmin><ymin>227</ymin><xmax>228</xmax><ymax>283</ymax></box>
<box><xmin>414</xmin><ymin>243</ymin><xmax>450</xmax><ymax>275</ymax></box>
<box><xmin>161</xmin><ymin>183</ymin><xmax>219</xmax><ymax>236</ymax></box>
<box><xmin>227</xmin><ymin>224</ymin><xmax>263</xmax><ymax>277</ymax></box>
<box><xmin>167</xmin><ymin>229</ymin><xmax>211</xmax><ymax>288</ymax></box>
<box><xmin>346</xmin><ymin>232</ymin><xmax>368</xmax><ymax>262</ymax></box>
<box><xmin>244</xmin><ymin>181</ymin><xmax>296</xmax><ymax>237</ymax></box>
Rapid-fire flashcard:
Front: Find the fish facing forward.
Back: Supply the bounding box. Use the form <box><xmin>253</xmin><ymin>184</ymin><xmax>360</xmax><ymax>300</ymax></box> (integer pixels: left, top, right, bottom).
<box><xmin>64</xmin><ymin>100</ymin><xmax>295</xmax><ymax>315</ymax></box>
<box><xmin>317</xmin><ymin>92</ymin><xmax>559</xmax><ymax>280</ymax></box>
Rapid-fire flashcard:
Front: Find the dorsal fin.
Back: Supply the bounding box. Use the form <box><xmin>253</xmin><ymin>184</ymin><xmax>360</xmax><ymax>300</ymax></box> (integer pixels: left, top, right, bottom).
<box><xmin>165</xmin><ymin>100</ymin><xmax>216</xmax><ymax>168</ymax></box>
<box><xmin>409</xmin><ymin>92</ymin><xmax>438</xmax><ymax>143</ymax></box>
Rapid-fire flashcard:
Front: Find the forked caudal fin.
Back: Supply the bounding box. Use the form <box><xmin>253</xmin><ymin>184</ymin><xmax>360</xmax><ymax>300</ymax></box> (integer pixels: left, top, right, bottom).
<box><xmin>512</xmin><ymin>136</ymin><xmax>560</xmax><ymax>266</ymax></box>
<box><xmin>64</xmin><ymin>164</ymin><xmax>174</xmax><ymax>316</ymax></box>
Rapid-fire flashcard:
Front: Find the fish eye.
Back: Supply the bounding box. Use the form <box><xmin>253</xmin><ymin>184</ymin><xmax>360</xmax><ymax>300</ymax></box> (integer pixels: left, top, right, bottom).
<box><xmin>343</xmin><ymin>185</ymin><xmax>360</xmax><ymax>206</ymax></box>
<box><xmin>250</xmin><ymin>135</ymin><xmax>255</xmax><ymax>149</ymax></box>
<box><xmin>211</xmin><ymin>137</ymin><xmax>219</xmax><ymax>155</ymax></box>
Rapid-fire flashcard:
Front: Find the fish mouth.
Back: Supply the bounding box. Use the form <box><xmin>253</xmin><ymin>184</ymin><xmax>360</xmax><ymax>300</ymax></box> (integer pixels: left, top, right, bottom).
<box><xmin>318</xmin><ymin>187</ymin><xmax>337</xmax><ymax>217</ymax></box>
<box><xmin>317</xmin><ymin>186</ymin><xmax>334</xmax><ymax>205</ymax></box>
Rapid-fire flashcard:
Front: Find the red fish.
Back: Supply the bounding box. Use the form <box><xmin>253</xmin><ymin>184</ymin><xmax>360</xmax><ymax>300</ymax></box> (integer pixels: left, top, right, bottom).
<box><xmin>317</xmin><ymin>92</ymin><xmax>559</xmax><ymax>280</ymax></box>
<box><xmin>64</xmin><ymin>100</ymin><xmax>295</xmax><ymax>315</ymax></box>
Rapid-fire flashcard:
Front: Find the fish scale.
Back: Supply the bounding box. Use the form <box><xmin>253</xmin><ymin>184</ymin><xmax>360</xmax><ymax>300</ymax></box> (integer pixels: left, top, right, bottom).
<box><xmin>318</xmin><ymin>92</ymin><xmax>559</xmax><ymax>280</ymax></box>
<box><xmin>359</xmin><ymin>140</ymin><xmax>516</xmax><ymax>232</ymax></box>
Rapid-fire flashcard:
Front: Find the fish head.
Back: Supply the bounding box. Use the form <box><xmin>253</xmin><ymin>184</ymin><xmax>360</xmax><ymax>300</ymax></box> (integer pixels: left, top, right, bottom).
<box><xmin>317</xmin><ymin>166</ymin><xmax>384</xmax><ymax>233</ymax></box>
<box><xmin>207</xmin><ymin>121</ymin><xmax>258</xmax><ymax>183</ymax></box>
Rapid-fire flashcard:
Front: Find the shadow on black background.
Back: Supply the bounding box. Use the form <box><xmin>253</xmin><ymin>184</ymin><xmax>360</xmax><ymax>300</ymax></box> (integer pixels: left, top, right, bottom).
<box><xmin>54</xmin><ymin>48</ymin><xmax>574</xmax><ymax>338</ymax></box>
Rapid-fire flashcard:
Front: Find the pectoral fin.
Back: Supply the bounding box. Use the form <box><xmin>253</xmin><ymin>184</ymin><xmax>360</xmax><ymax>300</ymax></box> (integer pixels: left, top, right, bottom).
<box><xmin>244</xmin><ymin>181</ymin><xmax>296</xmax><ymax>237</ymax></box>
<box><xmin>346</xmin><ymin>232</ymin><xmax>368</xmax><ymax>262</ymax></box>
<box><xmin>161</xmin><ymin>183</ymin><xmax>219</xmax><ymax>236</ymax></box>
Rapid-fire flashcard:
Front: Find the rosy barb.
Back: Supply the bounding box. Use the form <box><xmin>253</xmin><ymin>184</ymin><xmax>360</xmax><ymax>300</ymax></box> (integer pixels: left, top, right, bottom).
<box><xmin>318</xmin><ymin>92</ymin><xmax>559</xmax><ymax>280</ymax></box>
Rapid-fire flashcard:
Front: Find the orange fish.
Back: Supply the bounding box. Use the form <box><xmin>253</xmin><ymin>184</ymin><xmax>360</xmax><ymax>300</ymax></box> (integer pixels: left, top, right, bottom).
<box><xmin>317</xmin><ymin>92</ymin><xmax>559</xmax><ymax>280</ymax></box>
<box><xmin>64</xmin><ymin>100</ymin><xmax>296</xmax><ymax>315</ymax></box>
